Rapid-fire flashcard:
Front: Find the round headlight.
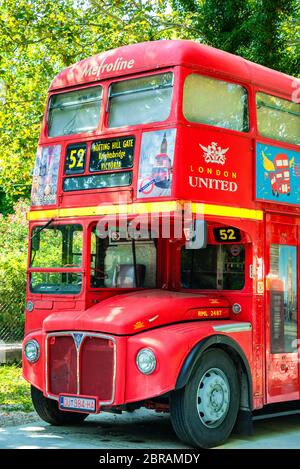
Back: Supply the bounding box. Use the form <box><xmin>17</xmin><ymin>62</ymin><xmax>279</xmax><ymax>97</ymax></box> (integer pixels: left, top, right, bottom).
<box><xmin>136</xmin><ymin>348</ymin><xmax>157</xmax><ymax>375</ymax></box>
<box><xmin>24</xmin><ymin>339</ymin><xmax>40</xmax><ymax>363</ymax></box>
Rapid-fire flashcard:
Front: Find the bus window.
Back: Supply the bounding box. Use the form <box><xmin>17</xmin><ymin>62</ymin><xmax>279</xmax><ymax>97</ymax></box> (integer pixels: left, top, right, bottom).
<box><xmin>30</xmin><ymin>224</ymin><xmax>83</xmax><ymax>268</ymax></box>
<box><xmin>108</xmin><ymin>72</ymin><xmax>173</xmax><ymax>128</ymax></box>
<box><xmin>48</xmin><ymin>86</ymin><xmax>102</xmax><ymax>137</ymax></box>
<box><xmin>90</xmin><ymin>229</ymin><xmax>157</xmax><ymax>288</ymax></box>
<box><xmin>30</xmin><ymin>272</ymin><xmax>82</xmax><ymax>295</ymax></box>
<box><xmin>30</xmin><ymin>224</ymin><xmax>83</xmax><ymax>295</ymax></box>
<box><xmin>181</xmin><ymin>244</ymin><xmax>245</xmax><ymax>290</ymax></box>
<box><xmin>269</xmin><ymin>244</ymin><xmax>298</xmax><ymax>353</ymax></box>
<box><xmin>256</xmin><ymin>92</ymin><xmax>300</xmax><ymax>145</ymax></box>
<box><xmin>63</xmin><ymin>171</ymin><xmax>132</xmax><ymax>192</ymax></box>
<box><xmin>183</xmin><ymin>74</ymin><xmax>249</xmax><ymax>132</ymax></box>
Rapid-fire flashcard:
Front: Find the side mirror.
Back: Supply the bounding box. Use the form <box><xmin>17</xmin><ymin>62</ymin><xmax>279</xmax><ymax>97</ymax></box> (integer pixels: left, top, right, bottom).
<box><xmin>185</xmin><ymin>219</ymin><xmax>207</xmax><ymax>250</ymax></box>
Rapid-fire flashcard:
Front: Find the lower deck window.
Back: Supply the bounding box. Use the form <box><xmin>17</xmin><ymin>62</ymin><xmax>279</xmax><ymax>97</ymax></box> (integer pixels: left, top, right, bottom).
<box><xmin>30</xmin><ymin>272</ymin><xmax>82</xmax><ymax>294</ymax></box>
<box><xmin>270</xmin><ymin>244</ymin><xmax>297</xmax><ymax>353</ymax></box>
<box><xmin>30</xmin><ymin>223</ymin><xmax>83</xmax><ymax>295</ymax></box>
<box><xmin>90</xmin><ymin>229</ymin><xmax>157</xmax><ymax>288</ymax></box>
<box><xmin>181</xmin><ymin>244</ymin><xmax>245</xmax><ymax>290</ymax></box>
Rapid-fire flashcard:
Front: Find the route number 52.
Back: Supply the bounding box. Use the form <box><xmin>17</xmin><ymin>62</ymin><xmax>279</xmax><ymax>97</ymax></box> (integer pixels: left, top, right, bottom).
<box><xmin>65</xmin><ymin>144</ymin><xmax>87</xmax><ymax>174</ymax></box>
<box><xmin>213</xmin><ymin>227</ymin><xmax>241</xmax><ymax>242</ymax></box>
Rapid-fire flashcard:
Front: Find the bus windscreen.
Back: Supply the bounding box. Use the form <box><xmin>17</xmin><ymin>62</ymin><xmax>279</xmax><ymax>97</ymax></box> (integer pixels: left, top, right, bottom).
<box><xmin>48</xmin><ymin>86</ymin><xmax>102</xmax><ymax>137</ymax></box>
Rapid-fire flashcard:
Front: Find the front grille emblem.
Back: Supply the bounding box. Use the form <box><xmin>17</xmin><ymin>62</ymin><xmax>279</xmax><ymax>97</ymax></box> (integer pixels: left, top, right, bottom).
<box><xmin>73</xmin><ymin>333</ymin><xmax>84</xmax><ymax>350</ymax></box>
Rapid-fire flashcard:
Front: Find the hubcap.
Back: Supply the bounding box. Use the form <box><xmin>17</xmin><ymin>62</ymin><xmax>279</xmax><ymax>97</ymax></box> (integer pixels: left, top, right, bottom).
<box><xmin>196</xmin><ymin>367</ymin><xmax>230</xmax><ymax>428</ymax></box>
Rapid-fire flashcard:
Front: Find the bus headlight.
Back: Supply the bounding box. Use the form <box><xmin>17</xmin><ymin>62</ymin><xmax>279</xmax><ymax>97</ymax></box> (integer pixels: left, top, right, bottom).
<box><xmin>136</xmin><ymin>348</ymin><xmax>156</xmax><ymax>375</ymax></box>
<box><xmin>24</xmin><ymin>340</ymin><xmax>40</xmax><ymax>363</ymax></box>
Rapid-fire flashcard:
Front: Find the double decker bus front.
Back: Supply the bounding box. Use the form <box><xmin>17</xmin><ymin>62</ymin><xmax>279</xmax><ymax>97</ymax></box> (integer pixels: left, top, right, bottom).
<box><xmin>24</xmin><ymin>61</ymin><xmax>182</xmax><ymax>411</ymax></box>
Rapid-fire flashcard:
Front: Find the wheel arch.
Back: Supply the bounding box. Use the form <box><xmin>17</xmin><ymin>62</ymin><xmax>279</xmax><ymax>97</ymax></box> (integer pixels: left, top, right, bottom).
<box><xmin>175</xmin><ymin>334</ymin><xmax>253</xmax><ymax>412</ymax></box>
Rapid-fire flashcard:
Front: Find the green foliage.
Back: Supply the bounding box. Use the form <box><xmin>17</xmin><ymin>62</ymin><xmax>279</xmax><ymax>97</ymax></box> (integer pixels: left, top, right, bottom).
<box><xmin>171</xmin><ymin>0</ymin><xmax>300</xmax><ymax>75</ymax></box>
<box><xmin>0</xmin><ymin>0</ymin><xmax>183</xmax><ymax>206</ymax></box>
<box><xmin>0</xmin><ymin>364</ymin><xmax>32</xmax><ymax>411</ymax></box>
<box><xmin>0</xmin><ymin>0</ymin><xmax>299</xmax><ymax>210</ymax></box>
<box><xmin>0</xmin><ymin>191</ymin><xmax>15</xmax><ymax>216</ymax></box>
<box><xmin>0</xmin><ymin>199</ymin><xmax>28</xmax><ymax>257</ymax></box>
<box><xmin>0</xmin><ymin>200</ymin><xmax>28</xmax><ymax>339</ymax></box>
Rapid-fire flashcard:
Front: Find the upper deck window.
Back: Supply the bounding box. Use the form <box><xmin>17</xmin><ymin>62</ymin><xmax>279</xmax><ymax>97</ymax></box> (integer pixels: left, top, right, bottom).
<box><xmin>256</xmin><ymin>92</ymin><xmax>300</xmax><ymax>145</ymax></box>
<box><xmin>48</xmin><ymin>86</ymin><xmax>102</xmax><ymax>137</ymax></box>
<box><xmin>183</xmin><ymin>74</ymin><xmax>249</xmax><ymax>132</ymax></box>
<box><xmin>108</xmin><ymin>72</ymin><xmax>173</xmax><ymax>128</ymax></box>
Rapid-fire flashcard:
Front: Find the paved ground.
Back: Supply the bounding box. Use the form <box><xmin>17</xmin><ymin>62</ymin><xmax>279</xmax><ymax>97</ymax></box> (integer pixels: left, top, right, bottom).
<box><xmin>1</xmin><ymin>409</ymin><xmax>300</xmax><ymax>449</ymax></box>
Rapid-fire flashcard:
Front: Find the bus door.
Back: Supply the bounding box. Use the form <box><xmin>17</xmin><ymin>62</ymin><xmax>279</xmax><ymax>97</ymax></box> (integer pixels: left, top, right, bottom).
<box><xmin>266</xmin><ymin>217</ymin><xmax>299</xmax><ymax>402</ymax></box>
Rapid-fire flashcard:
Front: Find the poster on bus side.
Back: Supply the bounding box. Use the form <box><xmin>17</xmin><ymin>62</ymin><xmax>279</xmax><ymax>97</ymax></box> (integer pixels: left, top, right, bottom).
<box><xmin>31</xmin><ymin>145</ymin><xmax>61</xmax><ymax>206</ymax></box>
<box><xmin>256</xmin><ymin>142</ymin><xmax>300</xmax><ymax>205</ymax></box>
<box><xmin>137</xmin><ymin>128</ymin><xmax>176</xmax><ymax>199</ymax></box>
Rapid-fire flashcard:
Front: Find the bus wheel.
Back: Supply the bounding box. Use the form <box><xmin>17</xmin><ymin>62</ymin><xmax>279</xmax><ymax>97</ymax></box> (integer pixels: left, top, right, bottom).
<box><xmin>170</xmin><ymin>349</ymin><xmax>240</xmax><ymax>448</ymax></box>
<box><xmin>31</xmin><ymin>386</ymin><xmax>88</xmax><ymax>425</ymax></box>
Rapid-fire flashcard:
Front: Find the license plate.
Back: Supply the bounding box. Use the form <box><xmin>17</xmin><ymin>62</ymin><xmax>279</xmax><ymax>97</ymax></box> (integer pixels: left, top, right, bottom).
<box><xmin>59</xmin><ymin>394</ymin><xmax>97</xmax><ymax>413</ymax></box>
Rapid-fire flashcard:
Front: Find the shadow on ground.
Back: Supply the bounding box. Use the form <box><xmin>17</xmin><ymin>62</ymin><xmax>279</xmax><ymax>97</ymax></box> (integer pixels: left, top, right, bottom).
<box><xmin>1</xmin><ymin>409</ymin><xmax>300</xmax><ymax>449</ymax></box>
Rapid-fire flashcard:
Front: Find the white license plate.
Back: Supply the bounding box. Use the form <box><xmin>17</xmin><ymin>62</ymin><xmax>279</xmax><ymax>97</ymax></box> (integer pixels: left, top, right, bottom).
<box><xmin>59</xmin><ymin>394</ymin><xmax>97</xmax><ymax>413</ymax></box>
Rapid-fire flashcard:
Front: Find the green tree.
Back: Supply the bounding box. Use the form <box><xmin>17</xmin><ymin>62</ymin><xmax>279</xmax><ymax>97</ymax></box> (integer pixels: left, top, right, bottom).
<box><xmin>0</xmin><ymin>0</ymin><xmax>182</xmax><ymax>207</ymax></box>
<box><xmin>0</xmin><ymin>0</ymin><xmax>96</xmax><ymax>206</ymax></box>
<box><xmin>0</xmin><ymin>0</ymin><xmax>299</xmax><ymax>210</ymax></box>
<box><xmin>0</xmin><ymin>199</ymin><xmax>28</xmax><ymax>339</ymax></box>
<box><xmin>171</xmin><ymin>0</ymin><xmax>300</xmax><ymax>74</ymax></box>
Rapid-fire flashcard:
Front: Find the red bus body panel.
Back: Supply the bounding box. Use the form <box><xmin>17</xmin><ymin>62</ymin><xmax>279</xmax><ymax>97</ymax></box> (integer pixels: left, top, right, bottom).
<box><xmin>42</xmin><ymin>290</ymin><xmax>230</xmax><ymax>335</ymax></box>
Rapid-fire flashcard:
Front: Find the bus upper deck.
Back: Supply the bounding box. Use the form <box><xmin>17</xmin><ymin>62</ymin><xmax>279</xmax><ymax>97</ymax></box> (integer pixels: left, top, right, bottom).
<box><xmin>28</xmin><ymin>40</ymin><xmax>300</xmax><ymax>222</ymax></box>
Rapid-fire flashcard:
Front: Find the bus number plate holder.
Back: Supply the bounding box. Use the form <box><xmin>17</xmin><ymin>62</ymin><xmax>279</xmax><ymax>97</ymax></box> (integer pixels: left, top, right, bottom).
<box><xmin>59</xmin><ymin>394</ymin><xmax>98</xmax><ymax>413</ymax></box>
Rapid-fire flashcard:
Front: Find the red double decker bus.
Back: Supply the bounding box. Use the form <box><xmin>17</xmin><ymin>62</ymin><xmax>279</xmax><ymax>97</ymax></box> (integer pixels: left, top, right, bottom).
<box><xmin>23</xmin><ymin>40</ymin><xmax>300</xmax><ymax>448</ymax></box>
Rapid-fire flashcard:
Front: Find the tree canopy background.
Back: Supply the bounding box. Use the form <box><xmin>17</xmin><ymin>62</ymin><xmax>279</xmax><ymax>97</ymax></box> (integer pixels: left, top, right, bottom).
<box><xmin>0</xmin><ymin>0</ymin><xmax>299</xmax><ymax>213</ymax></box>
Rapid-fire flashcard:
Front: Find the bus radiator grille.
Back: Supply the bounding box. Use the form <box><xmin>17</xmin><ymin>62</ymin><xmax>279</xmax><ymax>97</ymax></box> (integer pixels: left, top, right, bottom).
<box><xmin>48</xmin><ymin>333</ymin><xmax>115</xmax><ymax>403</ymax></box>
<box><xmin>49</xmin><ymin>336</ymin><xmax>77</xmax><ymax>395</ymax></box>
<box><xmin>81</xmin><ymin>336</ymin><xmax>114</xmax><ymax>400</ymax></box>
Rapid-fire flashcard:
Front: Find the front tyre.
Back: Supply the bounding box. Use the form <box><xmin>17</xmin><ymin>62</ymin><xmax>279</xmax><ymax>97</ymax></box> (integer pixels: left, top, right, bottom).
<box><xmin>170</xmin><ymin>349</ymin><xmax>240</xmax><ymax>448</ymax></box>
<box><xmin>31</xmin><ymin>386</ymin><xmax>88</xmax><ymax>425</ymax></box>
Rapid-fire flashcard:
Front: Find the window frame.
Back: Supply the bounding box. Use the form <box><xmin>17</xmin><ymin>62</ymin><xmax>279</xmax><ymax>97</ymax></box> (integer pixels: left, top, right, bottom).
<box><xmin>45</xmin><ymin>84</ymin><xmax>104</xmax><ymax>140</ymax></box>
<box><xmin>28</xmin><ymin>222</ymin><xmax>85</xmax><ymax>297</ymax></box>
<box><xmin>175</xmin><ymin>230</ymin><xmax>251</xmax><ymax>293</ymax></box>
<box><xmin>181</xmin><ymin>71</ymin><xmax>250</xmax><ymax>134</ymax></box>
<box><xmin>30</xmin><ymin>223</ymin><xmax>84</xmax><ymax>269</ymax></box>
<box><xmin>62</xmin><ymin>134</ymin><xmax>136</xmax><ymax>194</ymax></box>
<box><xmin>255</xmin><ymin>90</ymin><xmax>300</xmax><ymax>147</ymax></box>
<box><xmin>179</xmin><ymin>243</ymin><xmax>247</xmax><ymax>292</ymax></box>
<box><xmin>269</xmin><ymin>243</ymin><xmax>298</xmax><ymax>354</ymax></box>
<box><xmin>87</xmin><ymin>223</ymin><xmax>158</xmax><ymax>291</ymax></box>
<box><xmin>105</xmin><ymin>69</ymin><xmax>176</xmax><ymax>130</ymax></box>
<box><xmin>63</xmin><ymin>170</ymin><xmax>133</xmax><ymax>192</ymax></box>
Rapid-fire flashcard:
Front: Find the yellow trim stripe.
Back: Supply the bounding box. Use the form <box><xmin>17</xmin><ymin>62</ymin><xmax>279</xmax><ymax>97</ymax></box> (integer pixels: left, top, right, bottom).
<box><xmin>27</xmin><ymin>208</ymin><xmax>59</xmax><ymax>220</ymax></box>
<box><xmin>192</xmin><ymin>203</ymin><xmax>264</xmax><ymax>221</ymax></box>
<box><xmin>27</xmin><ymin>201</ymin><xmax>263</xmax><ymax>221</ymax></box>
<box><xmin>27</xmin><ymin>201</ymin><xmax>181</xmax><ymax>220</ymax></box>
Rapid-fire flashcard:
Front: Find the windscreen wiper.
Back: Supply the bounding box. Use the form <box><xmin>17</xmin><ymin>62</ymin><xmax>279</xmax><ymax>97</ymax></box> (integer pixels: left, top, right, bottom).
<box><xmin>30</xmin><ymin>218</ymin><xmax>54</xmax><ymax>240</ymax></box>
